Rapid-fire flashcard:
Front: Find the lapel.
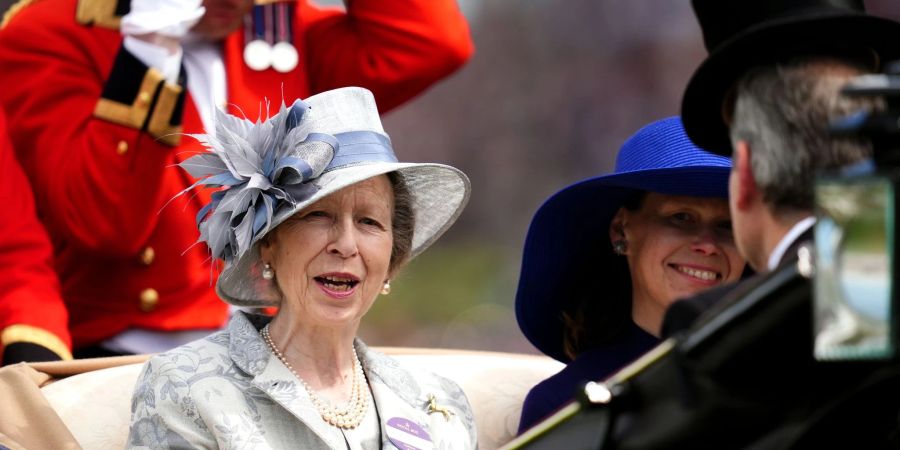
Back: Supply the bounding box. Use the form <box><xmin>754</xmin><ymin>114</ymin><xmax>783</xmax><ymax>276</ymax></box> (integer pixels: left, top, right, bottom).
<box><xmin>224</xmin><ymin>314</ymin><xmax>461</xmax><ymax>449</ymax></box>
<box><xmin>358</xmin><ymin>341</ymin><xmax>441</xmax><ymax>449</ymax></box>
<box><xmin>226</xmin><ymin>313</ymin><xmax>344</xmax><ymax>448</ymax></box>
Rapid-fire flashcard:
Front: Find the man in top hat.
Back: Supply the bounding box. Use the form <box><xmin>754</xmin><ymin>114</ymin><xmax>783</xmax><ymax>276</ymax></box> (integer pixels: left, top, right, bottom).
<box><xmin>0</xmin><ymin>0</ymin><xmax>473</xmax><ymax>363</ymax></box>
<box><xmin>662</xmin><ymin>0</ymin><xmax>900</xmax><ymax>334</ymax></box>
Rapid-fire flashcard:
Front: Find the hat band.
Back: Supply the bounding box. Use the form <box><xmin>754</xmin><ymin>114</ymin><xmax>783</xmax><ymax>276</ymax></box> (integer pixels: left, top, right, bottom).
<box><xmin>325</xmin><ymin>131</ymin><xmax>398</xmax><ymax>171</ymax></box>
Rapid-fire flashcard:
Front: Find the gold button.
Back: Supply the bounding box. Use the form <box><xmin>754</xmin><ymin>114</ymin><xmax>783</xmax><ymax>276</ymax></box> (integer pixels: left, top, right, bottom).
<box><xmin>116</xmin><ymin>140</ymin><xmax>128</xmax><ymax>155</ymax></box>
<box><xmin>138</xmin><ymin>91</ymin><xmax>151</xmax><ymax>104</ymax></box>
<box><xmin>139</xmin><ymin>288</ymin><xmax>159</xmax><ymax>312</ymax></box>
<box><xmin>140</xmin><ymin>246</ymin><xmax>155</xmax><ymax>266</ymax></box>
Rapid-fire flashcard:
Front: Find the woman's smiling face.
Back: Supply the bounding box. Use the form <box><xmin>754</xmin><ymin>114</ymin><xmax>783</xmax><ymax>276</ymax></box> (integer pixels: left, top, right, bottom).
<box><xmin>260</xmin><ymin>176</ymin><xmax>395</xmax><ymax>329</ymax></box>
<box><xmin>610</xmin><ymin>192</ymin><xmax>745</xmax><ymax>334</ymax></box>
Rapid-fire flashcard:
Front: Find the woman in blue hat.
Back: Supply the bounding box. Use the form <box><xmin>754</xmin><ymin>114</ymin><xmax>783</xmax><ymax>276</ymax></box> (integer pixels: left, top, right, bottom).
<box><xmin>515</xmin><ymin>116</ymin><xmax>746</xmax><ymax>433</ymax></box>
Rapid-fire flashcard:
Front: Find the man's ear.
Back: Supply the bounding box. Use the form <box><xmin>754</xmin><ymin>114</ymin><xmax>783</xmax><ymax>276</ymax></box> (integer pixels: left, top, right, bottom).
<box><xmin>733</xmin><ymin>140</ymin><xmax>758</xmax><ymax>211</ymax></box>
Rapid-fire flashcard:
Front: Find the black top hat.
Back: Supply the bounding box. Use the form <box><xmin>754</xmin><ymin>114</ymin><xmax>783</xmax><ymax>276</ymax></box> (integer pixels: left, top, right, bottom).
<box><xmin>681</xmin><ymin>0</ymin><xmax>900</xmax><ymax>155</ymax></box>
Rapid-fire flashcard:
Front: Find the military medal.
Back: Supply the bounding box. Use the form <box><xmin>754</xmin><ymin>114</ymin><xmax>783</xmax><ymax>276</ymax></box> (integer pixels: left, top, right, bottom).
<box><xmin>243</xmin><ymin>1</ymin><xmax>299</xmax><ymax>72</ymax></box>
<box><xmin>271</xmin><ymin>2</ymin><xmax>298</xmax><ymax>73</ymax></box>
<box><xmin>243</xmin><ymin>5</ymin><xmax>272</xmax><ymax>71</ymax></box>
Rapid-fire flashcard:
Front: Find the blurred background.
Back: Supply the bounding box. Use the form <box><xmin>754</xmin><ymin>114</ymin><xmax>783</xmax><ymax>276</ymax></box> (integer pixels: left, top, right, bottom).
<box><xmin>2</xmin><ymin>0</ymin><xmax>899</xmax><ymax>355</ymax></box>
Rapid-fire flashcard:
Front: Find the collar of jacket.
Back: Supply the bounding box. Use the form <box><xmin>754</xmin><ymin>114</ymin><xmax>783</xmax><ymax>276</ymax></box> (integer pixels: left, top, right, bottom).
<box><xmin>225</xmin><ymin>311</ymin><xmax>435</xmax><ymax>448</ymax></box>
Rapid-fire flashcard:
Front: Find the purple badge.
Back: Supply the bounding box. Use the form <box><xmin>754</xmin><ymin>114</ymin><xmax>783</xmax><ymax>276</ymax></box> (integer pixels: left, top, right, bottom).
<box><xmin>385</xmin><ymin>417</ymin><xmax>433</xmax><ymax>450</ymax></box>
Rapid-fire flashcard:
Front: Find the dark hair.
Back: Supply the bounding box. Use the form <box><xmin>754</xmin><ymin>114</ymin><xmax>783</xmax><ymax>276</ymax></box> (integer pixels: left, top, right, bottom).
<box><xmin>387</xmin><ymin>171</ymin><xmax>415</xmax><ymax>273</ymax></box>
<box><xmin>560</xmin><ymin>191</ymin><xmax>645</xmax><ymax>360</ymax></box>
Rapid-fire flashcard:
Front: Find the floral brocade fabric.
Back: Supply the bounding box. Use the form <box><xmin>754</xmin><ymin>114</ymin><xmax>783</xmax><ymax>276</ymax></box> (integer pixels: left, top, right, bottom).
<box><xmin>127</xmin><ymin>312</ymin><xmax>477</xmax><ymax>449</ymax></box>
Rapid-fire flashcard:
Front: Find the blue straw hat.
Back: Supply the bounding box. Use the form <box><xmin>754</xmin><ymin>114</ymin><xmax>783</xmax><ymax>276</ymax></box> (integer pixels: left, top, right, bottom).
<box><xmin>515</xmin><ymin>116</ymin><xmax>732</xmax><ymax>362</ymax></box>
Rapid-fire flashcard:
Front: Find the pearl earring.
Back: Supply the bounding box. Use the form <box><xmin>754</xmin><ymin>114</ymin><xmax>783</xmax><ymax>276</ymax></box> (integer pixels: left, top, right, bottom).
<box><xmin>262</xmin><ymin>263</ymin><xmax>275</xmax><ymax>280</ymax></box>
<box><xmin>613</xmin><ymin>240</ymin><xmax>628</xmax><ymax>255</ymax></box>
<box><xmin>381</xmin><ymin>281</ymin><xmax>391</xmax><ymax>295</ymax></box>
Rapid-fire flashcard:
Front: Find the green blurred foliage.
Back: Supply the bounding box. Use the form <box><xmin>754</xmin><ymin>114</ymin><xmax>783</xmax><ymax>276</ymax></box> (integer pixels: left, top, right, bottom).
<box><xmin>359</xmin><ymin>240</ymin><xmax>535</xmax><ymax>353</ymax></box>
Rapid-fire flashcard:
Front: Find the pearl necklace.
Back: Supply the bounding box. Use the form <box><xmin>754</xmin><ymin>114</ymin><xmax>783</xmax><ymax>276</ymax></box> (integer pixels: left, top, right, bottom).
<box><xmin>261</xmin><ymin>324</ymin><xmax>369</xmax><ymax>429</ymax></box>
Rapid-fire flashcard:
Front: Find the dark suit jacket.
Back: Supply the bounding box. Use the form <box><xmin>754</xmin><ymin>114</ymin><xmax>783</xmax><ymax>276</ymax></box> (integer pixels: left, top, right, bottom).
<box><xmin>661</xmin><ymin>229</ymin><xmax>813</xmax><ymax>338</ymax></box>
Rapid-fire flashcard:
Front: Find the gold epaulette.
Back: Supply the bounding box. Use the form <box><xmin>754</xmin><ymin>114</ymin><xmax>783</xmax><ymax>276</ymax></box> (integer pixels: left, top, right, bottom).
<box><xmin>94</xmin><ymin>68</ymin><xmax>184</xmax><ymax>146</ymax></box>
<box><xmin>75</xmin><ymin>0</ymin><xmax>124</xmax><ymax>30</ymax></box>
<box><xmin>1</xmin><ymin>0</ymin><xmax>37</xmax><ymax>29</ymax></box>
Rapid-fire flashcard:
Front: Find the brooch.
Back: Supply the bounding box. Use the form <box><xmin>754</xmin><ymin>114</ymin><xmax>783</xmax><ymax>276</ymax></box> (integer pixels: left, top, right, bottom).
<box><xmin>426</xmin><ymin>394</ymin><xmax>454</xmax><ymax>421</ymax></box>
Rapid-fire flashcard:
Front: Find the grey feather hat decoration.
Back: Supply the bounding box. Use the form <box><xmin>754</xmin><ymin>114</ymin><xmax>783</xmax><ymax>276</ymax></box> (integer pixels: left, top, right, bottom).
<box><xmin>177</xmin><ymin>87</ymin><xmax>471</xmax><ymax>306</ymax></box>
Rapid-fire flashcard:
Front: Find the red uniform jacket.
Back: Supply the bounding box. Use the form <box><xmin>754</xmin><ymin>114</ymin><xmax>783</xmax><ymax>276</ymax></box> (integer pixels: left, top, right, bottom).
<box><xmin>0</xmin><ymin>0</ymin><xmax>472</xmax><ymax>351</ymax></box>
<box><xmin>0</xmin><ymin>110</ymin><xmax>72</xmax><ymax>360</ymax></box>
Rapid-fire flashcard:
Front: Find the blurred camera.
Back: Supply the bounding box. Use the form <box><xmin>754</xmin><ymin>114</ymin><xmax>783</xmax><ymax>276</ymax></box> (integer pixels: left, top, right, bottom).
<box><xmin>815</xmin><ymin>62</ymin><xmax>900</xmax><ymax>361</ymax></box>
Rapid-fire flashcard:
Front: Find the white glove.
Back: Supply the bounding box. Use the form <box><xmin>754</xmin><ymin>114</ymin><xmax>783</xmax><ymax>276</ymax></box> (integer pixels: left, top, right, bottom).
<box><xmin>121</xmin><ymin>0</ymin><xmax>206</xmax><ymax>39</ymax></box>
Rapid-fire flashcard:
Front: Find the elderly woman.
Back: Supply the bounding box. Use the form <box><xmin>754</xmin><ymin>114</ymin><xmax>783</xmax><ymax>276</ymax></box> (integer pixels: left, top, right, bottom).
<box><xmin>515</xmin><ymin>117</ymin><xmax>747</xmax><ymax>433</ymax></box>
<box><xmin>127</xmin><ymin>87</ymin><xmax>476</xmax><ymax>449</ymax></box>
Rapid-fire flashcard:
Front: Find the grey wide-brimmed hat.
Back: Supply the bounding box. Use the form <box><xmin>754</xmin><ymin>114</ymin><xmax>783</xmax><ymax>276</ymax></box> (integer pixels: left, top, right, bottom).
<box><xmin>177</xmin><ymin>87</ymin><xmax>470</xmax><ymax>306</ymax></box>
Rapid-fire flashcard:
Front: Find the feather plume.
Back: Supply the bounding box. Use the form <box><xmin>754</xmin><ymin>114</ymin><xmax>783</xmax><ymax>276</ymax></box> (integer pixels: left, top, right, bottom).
<box><xmin>175</xmin><ymin>99</ymin><xmax>336</xmax><ymax>262</ymax></box>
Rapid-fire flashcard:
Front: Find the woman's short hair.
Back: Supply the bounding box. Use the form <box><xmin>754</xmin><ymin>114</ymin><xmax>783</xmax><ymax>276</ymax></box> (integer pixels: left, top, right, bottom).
<box><xmin>388</xmin><ymin>171</ymin><xmax>415</xmax><ymax>273</ymax></box>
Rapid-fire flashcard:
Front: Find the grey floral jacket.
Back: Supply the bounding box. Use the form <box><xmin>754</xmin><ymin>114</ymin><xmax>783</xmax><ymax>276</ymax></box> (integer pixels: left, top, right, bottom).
<box><xmin>127</xmin><ymin>312</ymin><xmax>477</xmax><ymax>449</ymax></box>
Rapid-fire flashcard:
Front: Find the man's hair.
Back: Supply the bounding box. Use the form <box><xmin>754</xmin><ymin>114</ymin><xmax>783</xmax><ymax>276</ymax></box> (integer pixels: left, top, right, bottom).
<box><xmin>729</xmin><ymin>56</ymin><xmax>880</xmax><ymax>214</ymax></box>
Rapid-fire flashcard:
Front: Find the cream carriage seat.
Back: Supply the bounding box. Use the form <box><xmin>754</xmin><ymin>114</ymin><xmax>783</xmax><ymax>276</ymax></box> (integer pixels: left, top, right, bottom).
<box><xmin>20</xmin><ymin>348</ymin><xmax>561</xmax><ymax>450</ymax></box>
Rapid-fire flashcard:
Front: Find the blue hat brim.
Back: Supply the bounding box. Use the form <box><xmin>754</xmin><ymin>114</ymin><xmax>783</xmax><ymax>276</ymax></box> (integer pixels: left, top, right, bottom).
<box><xmin>515</xmin><ymin>165</ymin><xmax>731</xmax><ymax>362</ymax></box>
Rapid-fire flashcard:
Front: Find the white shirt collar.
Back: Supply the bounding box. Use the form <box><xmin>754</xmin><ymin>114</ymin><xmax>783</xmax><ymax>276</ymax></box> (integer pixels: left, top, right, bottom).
<box><xmin>767</xmin><ymin>216</ymin><xmax>816</xmax><ymax>271</ymax></box>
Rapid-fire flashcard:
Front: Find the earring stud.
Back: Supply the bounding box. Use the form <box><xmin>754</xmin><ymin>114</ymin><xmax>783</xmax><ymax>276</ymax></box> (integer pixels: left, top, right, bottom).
<box><xmin>381</xmin><ymin>281</ymin><xmax>391</xmax><ymax>295</ymax></box>
<box><xmin>262</xmin><ymin>263</ymin><xmax>275</xmax><ymax>280</ymax></box>
<box><xmin>613</xmin><ymin>240</ymin><xmax>628</xmax><ymax>255</ymax></box>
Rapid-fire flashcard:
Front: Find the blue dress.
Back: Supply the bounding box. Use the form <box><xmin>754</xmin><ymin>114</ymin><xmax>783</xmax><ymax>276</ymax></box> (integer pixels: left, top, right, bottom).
<box><xmin>517</xmin><ymin>321</ymin><xmax>658</xmax><ymax>434</ymax></box>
